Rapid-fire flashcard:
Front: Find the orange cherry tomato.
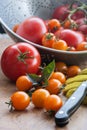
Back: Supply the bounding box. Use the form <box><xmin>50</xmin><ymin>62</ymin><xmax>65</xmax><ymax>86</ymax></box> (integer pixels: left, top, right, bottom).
<box><xmin>55</xmin><ymin>61</ymin><xmax>68</xmax><ymax>74</ymax></box>
<box><xmin>76</xmin><ymin>41</ymin><xmax>87</xmax><ymax>51</ymax></box>
<box><xmin>64</xmin><ymin>19</ymin><xmax>77</xmax><ymax>31</ymax></box>
<box><xmin>42</xmin><ymin>32</ymin><xmax>56</xmax><ymax>48</ymax></box>
<box><xmin>44</xmin><ymin>94</ymin><xmax>63</xmax><ymax>112</ymax></box>
<box><xmin>50</xmin><ymin>72</ymin><xmax>66</xmax><ymax>84</ymax></box>
<box><xmin>46</xmin><ymin>79</ymin><xmax>62</xmax><ymax>95</ymax></box>
<box><xmin>67</xmin><ymin>65</ymin><xmax>81</xmax><ymax>78</ymax></box>
<box><xmin>48</xmin><ymin>19</ymin><xmax>61</xmax><ymax>33</ymax></box>
<box><xmin>32</xmin><ymin>88</ymin><xmax>50</xmax><ymax>108</ymax></box>
<box><xmin>52</xmin><ymin>40</ymin><xmax>68</xmax><ymax>51</ymax></box>
<box><xmin>16</xmin><ymin>75</ymin><xmax>33</xmax><ymax>91</ymax></box>
<box><xmin>13</xmin><ymin>24</ymin><xmax>20</xmax><ymax>33</ymax></box>
<box><xmin>11</xmin><ymin>91</ymin><xmax>30</xmax><ymax>111</ymax></box>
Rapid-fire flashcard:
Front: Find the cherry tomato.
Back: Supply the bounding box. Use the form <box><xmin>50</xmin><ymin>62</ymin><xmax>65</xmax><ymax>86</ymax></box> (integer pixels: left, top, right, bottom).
<box><xmin>16</xmin><ymin>17</ymin><xmax>47</xmax><ymax>44</ymax></box>
<box><xmin>47</xmin><ymin>19</ymin><xmax>61</xmax><ymax>33</ymax></box>
<box><xmin>42</xmin><ymin>32</ymin><xmax>56</xmax><ymax>48</ymax></box>
<box><xmin>75</xmin><ymin>18</ymin><xmax>87</xmax><ymax>26</ymax></box>
<box><xmin>50</xmin><ymin>72</ymin><xmax>66</xmax><ymax>84</ymax></box>
<box><xmin>55</xmin><ymin>61</ymin><xmax>68</xmax><ymax>74</ymax></box>
<box><xmin>71</xmin><ymin>9</ymin><xmax>85</xmax><ymax>21</ymax></box>
<box><xmin>58</xmin><ymin>29</ymin><xmax>85</xmax><ymax>48</ymax></box>
<box><xmin>11</xmin><ymin>91</ymin><xmax>30</xmax><ymax>111</ymax></box>
<box><xmin>52</xmin><ymin>39</ymin><xmax>68</xmax><ymax>51</ymax></box>
<box><xmin>76</xmin><ymin>18</ymin><xmax>87</xmax><ymax>34</ymax></box>
<box><xmin>78</xmin><ymin>24</ymin><xmax>87</xmax><ymax>35</ymax></box>
<box><xmin>32</xmin><ymin>88</ymin><xmax>50</xmax><ymax>108</ymax></box>
<box><xmin>76</xmin><ymin>41</ymin><xmax>87</xmax><ymax>51</ymax></box>
<box><xmin>64</xmin><ymin>19</ymin><xmax>77</xmax><ymax>30</ymax></box>
<box><xmin>16</xmin><ymin>75</ymin><xmax>33</xmax><ymax>91</ymax></box>
<box><xmin>13</xmin><ymin>24</ymin><xmax>20</xmax><ymax>33</ymax></box>
<box><xmin>67</xmin><ymin>65</ymin><xmax>81</xmax><ymax>78</ymax></box>
<box><xmin>52</xmin><ymin>4</ymin><xmax>69</xmax><ymax>21</ymax></box>
<box><xmin>64</xmin><ymin>19</ymin><xmax>72</xmax><ymax>29</ymax></box>
<box><xmin>52</xmin><ymin>4</ymin><xmax>85</xmax><ymax>21</ymax></box>
<box><xmin>1</xmin><ymin>42</ymin><xmax>41</xmax><ymax>81</ymax></box>
<box><xmin>44</xmin><ymin>94</ymin><xmax>63</xmax><ymax>112</ymax></box>
<box><xmin>71</xmin><ymin>4</ymin><xmax>85</xmax><ymax>21</ymax></box>
<box><xmin>46</xmin><ymin>79</ymin><xmax>62</xmax><ymax>95</ymax></box>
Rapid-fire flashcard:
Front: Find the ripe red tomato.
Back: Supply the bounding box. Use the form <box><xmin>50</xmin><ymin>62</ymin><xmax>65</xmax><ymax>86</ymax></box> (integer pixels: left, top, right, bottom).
<box><xmin>52</xmin><ymin>4</ymin><xmax>85</xmax><ymax>21</ymax></box>
<box><xmin>16</xmin><ymin>17</ymin><xmax>47</xmax><ymax>44</ymax></box>
<box><xmin>58</xmin><ymin>29</ymin><xmax>85</xmax><ymax>48</ymax></box>
<box><xmin>78</xmin><ymin>24</ymin><xmax>87</xmax><ymax>35</ymax></box>
<box><xmin>73</xmin><ymin>18</ymin><xmax>87</xmax><ymax>34</ymax></box>
<box><xmin>1</xmin><ymin>42</ymin><xmax>41</xmax><ymax>81</ymax></box>
<box><xmin>71</xmin><ymin>9</ymin><xmax>85</xmax><ymax>21</ymax></box>
<box><xmin>52</xmin><ymin>4</ymin><xmax>69</xmax><ymax>21</ymax></box>
<box><xmin>75</xmin><ymin>18</ymin><xmax>86</xmax><ymax>26</ymax></box>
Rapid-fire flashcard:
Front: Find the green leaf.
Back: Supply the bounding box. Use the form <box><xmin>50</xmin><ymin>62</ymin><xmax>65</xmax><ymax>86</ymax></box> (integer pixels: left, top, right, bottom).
<box><xmin>27</xmin><ymin>74</ymin><xmax>40</xmax><ymax>85</ymax></box>
<box><xmin>41</xmin><ymin>60</ymin><xmax>55</xmax><ymax>81</ymax></box>
<box><xmin>26</xmin><ymin>60</ymin><xmax>55</xmax><ymax>87</ymax></box>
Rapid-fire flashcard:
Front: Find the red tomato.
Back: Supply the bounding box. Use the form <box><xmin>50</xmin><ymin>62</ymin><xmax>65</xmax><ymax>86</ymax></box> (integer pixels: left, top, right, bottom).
<box><xmin>71</xmin><ymin>10</ymin><xmax>85</xmax><ymax>21</ymax></box>
<box><xmin>78</xmin><ymin>24</ymin><xmax>87</xmax><ymax>35</ymax></box>
<box><xmin>52</xmin><ymin>4</ymin><xmax>69</xmax><ymax>21</ymax></box>
<box><xmin>75</xmin><ymin>18</ymin><xmax>86</xmax><ymax>26</ymax></box>
<box><xmin>52</xmin><ymin>4</ymin><xmax>85</xmax><ymax>21</ymax></box>
<box><xmin>16</xmin><ymin>17</ymin><xmax>47</xmax><ymax>44</ymax></box>
<box><xmin>58</xmin><ymin>29</ymin><xmax>85</xmax><ymax>48</ymax></box>
<box><xmin>1</xmin><ymin>42</ymin><xmax>41</xmax><ymax>81</ymax></box>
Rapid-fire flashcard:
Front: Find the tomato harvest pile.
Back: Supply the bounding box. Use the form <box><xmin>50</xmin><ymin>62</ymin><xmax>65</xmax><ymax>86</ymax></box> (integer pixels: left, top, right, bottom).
<box><xmin>1</xmin><ymin>46</ymin><xmax>82</xmax><ymax>112</ymax></box>
<box><xmin>13</xmin><ymin>1</ymin><xmax>87</xmax><ymax>51</ymax></box>
<box><xmin>1</xmin><ymin>0</ymin><xmax>87</xmax><ymax>123</ymax></box>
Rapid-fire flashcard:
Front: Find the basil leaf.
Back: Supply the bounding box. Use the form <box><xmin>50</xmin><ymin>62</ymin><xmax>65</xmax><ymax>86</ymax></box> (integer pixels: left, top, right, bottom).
<box><xmin>27</xmin><ymin>60</ymin><xmax>55</xmax><ymax>87</ymax></box>
<box><xmin>41</xmin><ymin>60</ymin><xmax>55</xmax><ymax>81</ymax></box>
<box><xmin>27</xmin><ymin>74</ymin><xmax>40</xmax><ymax>85</ymax></box>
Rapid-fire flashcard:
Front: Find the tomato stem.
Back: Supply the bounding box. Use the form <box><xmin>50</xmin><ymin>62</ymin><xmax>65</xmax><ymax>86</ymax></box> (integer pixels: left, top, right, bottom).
<box><xmin>61</xmin><ymin>1</ymin><xmax>87</xmax><ymax>29</ymax></box>
<box><xmin>17</xmin><ymin>51</ymin><xmax>34</xmax><ymax>63</ymax></box>
<box><xmin>46</xmin><ymin>33</ymin><xmax>54</xmax><ymax>40</ymax></box>
<box><xmin>5</xmin><ymin>100</ymin><xmax>13</xmax><ymax>112</ymax></box>
<box><xmin>68</xmin><ymin>2</ymin><xmax>87</xmax><ymax>21</ymax></box>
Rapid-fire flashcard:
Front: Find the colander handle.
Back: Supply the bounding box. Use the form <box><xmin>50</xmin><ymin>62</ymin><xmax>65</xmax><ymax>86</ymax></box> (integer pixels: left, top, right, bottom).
<box><xmin>55</xmin><ymin>81</ymin><xmax>87</xmax><ymax>126</ymax></box>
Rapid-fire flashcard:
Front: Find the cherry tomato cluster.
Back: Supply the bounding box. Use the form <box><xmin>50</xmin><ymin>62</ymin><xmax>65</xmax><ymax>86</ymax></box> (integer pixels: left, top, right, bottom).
<box><xmin>6</xmin><ymin>61</ymin><xmax>81</xmax><ymax>115</ymax></box>
<box><xmin>13</xmin><ymin>2</ymin><xmax>87</xmax><ymax>51</ymax></box>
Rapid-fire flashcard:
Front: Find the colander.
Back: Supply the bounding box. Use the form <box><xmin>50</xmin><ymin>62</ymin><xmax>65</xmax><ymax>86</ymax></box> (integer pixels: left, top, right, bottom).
<box><xmin>0</xmin><ymin>0</ymin><xmax>87</xmax><ymax>65</ymax></box>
